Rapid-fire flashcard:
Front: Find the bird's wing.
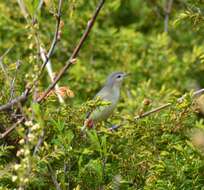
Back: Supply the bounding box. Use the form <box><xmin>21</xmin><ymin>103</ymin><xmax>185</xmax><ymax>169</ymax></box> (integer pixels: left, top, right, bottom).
<box><xmin>82</xmin><ymin>87</ymin><xmax>113</xmax><ymax>131</ymax></box>
<box><xmin>85</xmin><ymin>87</ymin><xmax>110</xmax><ymax>120</ymax></box>
<box><xmin>85</xmin><ymin>111</ymin><xmax>91</xmax><ymax>119</ymax></box>
<box><xmin>95</xmin><ymin>86</ymin><xmax>111</xmax><ymax>101</ymax></box>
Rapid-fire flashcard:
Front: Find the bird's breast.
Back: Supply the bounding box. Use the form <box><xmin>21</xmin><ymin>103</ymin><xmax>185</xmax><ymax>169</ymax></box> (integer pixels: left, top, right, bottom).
<box><xmin>90</xmin><ymin>88</ymin><xmax>120</xmax><ymax>122</ymax></box>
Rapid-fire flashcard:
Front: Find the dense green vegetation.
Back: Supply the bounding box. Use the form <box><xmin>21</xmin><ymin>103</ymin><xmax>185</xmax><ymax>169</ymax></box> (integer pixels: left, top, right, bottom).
<box><xmin>1</xmin><ymin>0</ymin><xmax>204</xmax><ymax>189</ymax></box>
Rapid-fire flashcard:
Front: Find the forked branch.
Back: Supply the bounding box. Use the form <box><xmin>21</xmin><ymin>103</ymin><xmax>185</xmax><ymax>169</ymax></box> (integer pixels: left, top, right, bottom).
<box><xmin>0</xmin><ymin>0</ymin><xmax>105</xmax><ymax>111</ymax></box>
<box><xmin>37</xmin><ymin>0</ymin><xmax>105</xmax><ymax>103</ymax></box>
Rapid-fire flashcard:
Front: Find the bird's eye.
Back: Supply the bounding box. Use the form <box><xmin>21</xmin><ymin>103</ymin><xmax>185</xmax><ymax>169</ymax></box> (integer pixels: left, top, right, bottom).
<box><xmin>117</xmin><ymin>75</ymin><xmax>121</xmax><ymax>78</ymax></box>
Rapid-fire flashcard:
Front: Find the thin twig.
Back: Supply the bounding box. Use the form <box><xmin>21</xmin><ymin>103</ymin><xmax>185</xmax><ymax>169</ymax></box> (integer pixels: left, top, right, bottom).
<box><xmin>135</xmin><ymin>88</ymin><xmax>204</xmax><ymax>120</ymax></box>
<box><xmin>0</xmin><ymin>47</ymin><xmax>12</xmax><ymax>80</ymax></box>
<box><xmin>164</xmin><ymin>0</ymin><xmax>173</xmax><ymax>33</ymax></box>
<box><xmin>40</xmin><ymin>47</ymin><xmax>64</xmax><ymax>103</ymax></box>
<box><xmin>33</xmin><ymin>128</ymin><xmax>45</xmax><ymax>155</ymax></box>
<box><xmin>39</xmin><ymin>0</ymin><xmax>63</xmax><ymax>75</ymax></box>
<box><xmin>37</xmin><ymin>0</ymin><xmax>105</xmax><ymax>103</ymax></box>
<box><xmin>108</xmin><ymin>88</ymin><xmax>204</xmax><ymax>131</ymax></box>
<box><xmin>0</xmin><ymin>88</ymin><xmax>30</xmax><ymax>112</ymax></box>
<box><xmin>135</xmin><ymin>103</ymin><xmax>171</xmax><ymax>120</ymax></box>
<box><xmin>0</xmin><ymin>0</ymin><xmax>64</xmax><ymax>112</ymax></box>
<box><xmin>193</xmin><ymin>88</ymin><xmax>204</xmax><ymax>97</ymax></box>
<box><xmin>0</xmin><ymin>117</ymin><xmax>24</xmax><ymax>139</ymax></box>
<box><xmin>0</xmin><ymin>0</ymin><xmax>104</xmax><ymax>111</ymax></box>
<box><xmin>9</xmin><ymin>60</ymin><xmax>21</xmax><ymax>101</ymax></box>
<box><xmin>47</xmin><ymin>164</ymin><xmax>62</xmax><ymax>190</ymax></box>
<box><xmin>17</xmin><ymin>0</ymin><xmax>29</xmax><ymax>18</ymax></box>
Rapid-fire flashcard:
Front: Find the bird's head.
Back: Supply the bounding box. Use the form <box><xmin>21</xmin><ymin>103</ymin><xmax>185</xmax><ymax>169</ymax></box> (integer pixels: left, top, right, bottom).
<box><xmin>105</xmin><ymin>71</ymin><xmax>128</xmax><ymax>88</ymax></box>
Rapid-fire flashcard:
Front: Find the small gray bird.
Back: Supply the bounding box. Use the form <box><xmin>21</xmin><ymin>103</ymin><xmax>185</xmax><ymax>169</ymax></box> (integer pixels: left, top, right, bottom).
<box><xmin>82</xmin><ymin>71</ymin><xmax>128</xmax><ymax>130</ymax></box>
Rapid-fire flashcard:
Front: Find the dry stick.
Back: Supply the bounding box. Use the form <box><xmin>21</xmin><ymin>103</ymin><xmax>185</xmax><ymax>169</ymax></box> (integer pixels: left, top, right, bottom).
<box><xmin>47</xmin><ymin>164</ymin><xmax>62</xmax><ymax>190</ymax></box>
<box><xmin>0</xmin><ymin>0</ymin><xmax>104</xmax><ymax>140</ymax></box>
<box><xmin>0</xmin><ymin>47</ymin><xmax>12</xmax><ymax>80</ymax></box>
<box><xmin>9</xmin><ymin>60</ymin><xmax>21</xmax><ymax>101</ymax></box>
<box><xmin>39</xmin><ymin>0</ymin><xmax>63</xmax><ymax>74</ymax></box>
<box><xmin>37</xmin><ymin>0</ymin><xmax>105</xmax><ymax>103</ymax></box>
<box><xmin>108</xmin><ymin>88</ymin><xmax>204</xmax><ymax>131</ymax></box>
<box><xmin>135</xmin><ymin>103</ymin><xmax>171</xmax><ymax>120</ymax></box>
<box><xmin>40</xmin><ymin>47</ymin><xmax>64</xmax><ymax>103</ymax></box>
<box><xmin>0</xmin><ymin>0</ymin><xmax>104</xmax><ymax>111</ymax></box>
<box><xmin>0</xmin><ymin>88</ymin><xmax>30</xmax><ymax>112</ymax></box>
<box><xmin>192</xmin><ymin>88</ymin><xmax>204</xmax><ymax>97</ymax></box>
<box><xmin>33</xmin><ymin>128</ymin><xmax>45</xmax><ymax>155</ymax></box>
<box><xmin>135</xmin><ymin>88</ymin><xmax>204</xmax><ymax>120</ymax></box>
<box><xmin>164</xmin><ymin>0</ymin><xmax>173</xmax><ymax>33</ymax></box>
<box><xmin>0</xmin><ymin>117</ymin><xmax>24</xmax><ymax>139</ymax></box>
<box><xmin>0</xmin><ymin>0</ymin><xmax>63</xmax><ymax>112</ymax></box>
<box><xmin>32</xmin><ymin>0</ymin><xmax>105</xmax><ymax>155</ymax></box>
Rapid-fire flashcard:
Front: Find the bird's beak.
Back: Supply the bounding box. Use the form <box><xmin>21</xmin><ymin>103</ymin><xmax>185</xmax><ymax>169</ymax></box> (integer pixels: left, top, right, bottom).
<box><xmin>124</xmin><ymin>73</ymin><xmax>131</xmax><ymax>77</ymax></box>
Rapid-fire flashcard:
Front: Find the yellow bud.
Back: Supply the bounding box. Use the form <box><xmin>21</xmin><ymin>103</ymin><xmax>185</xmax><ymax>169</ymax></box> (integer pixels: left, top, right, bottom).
<box><xmin>25</xmin><ymin>121</ymin><xmax>33</xmax><ymax>126</ymax></box>
<box><xmin>14</xmin><ymin>164</ymin><xmax>20</xmax><ymax>170</ymax></box>
<box><xmin>19</xmin><ymin>139</ymin><xmax>25</xmax><ymax>145</ymax></box>
<box><xmin>12</xmin><ymin>175</ymin><xmax>18</xmax><ymax>182</ymax></box>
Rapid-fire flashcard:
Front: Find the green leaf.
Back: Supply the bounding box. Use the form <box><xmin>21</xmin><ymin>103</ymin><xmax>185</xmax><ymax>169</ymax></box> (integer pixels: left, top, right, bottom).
<box><xmin>87</xmin><ymin>130</ymin><xmax>101</xmax><ymax>153</ymax></box>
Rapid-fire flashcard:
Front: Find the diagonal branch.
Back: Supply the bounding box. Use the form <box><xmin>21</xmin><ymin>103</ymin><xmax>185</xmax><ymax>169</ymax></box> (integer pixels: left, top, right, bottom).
<box><xmin>164</xmin><ymin>0</ymin><xmax>173</xmax><ymax>33</ymax></box>
<box><xmin>9</xmin><ymin>60</ymin><xmax>21</xmax><ymax>101</ymax></box>
<box><xmin>108</xmin><ymin>88</ymin><xmax>204</xmax><ymax>131</ymax></box>
<box><xmin>135</xmin><ymin>103</ymin><xmax>171</xmax><ymax>120</ymax></box>
<box><xmin>135</xmin><ymin>88</ymin><xmax>204</xmax><ymax>120</ymax></box>
<box><xmin>0</xmin><ymin>0</ymin><xmax>63</xmax><ymax>112</ymax></box>
<box><xmin>37</xmin><ymin>0</ymin><xmax>105</xmax><ymax>103</ymax></box>
<box><xmin>47</xmin><ymin>164</ymin><xmax>62</xmax><ymax>190</ymax></box>
<box><xmin>0</xmin><ymin>0</ymin><xmax>105</xmax><ymax>111</ymax></box>
<box><xmin>40</xmin><ymin>46</ymin><xmax>64</xmax><ymax>103</ymax></box>
<box><xmin>39</xmin><ymin>0</ymin><xmax>63</xmax><ymax>75</ymax></box>
<box><xmin>0</xmin><ymin>88</ymin><xmax>30</xmax><ymax>112</ymax></box>
<box><xmin>0</xmin><ymin>47</ymin><xmax>13</xmax><ymax>80</ymax></box>
<box><xmin>0</xmin><ymin>117</ymin><xmax>24</xmax><ymax>139</ymax></box>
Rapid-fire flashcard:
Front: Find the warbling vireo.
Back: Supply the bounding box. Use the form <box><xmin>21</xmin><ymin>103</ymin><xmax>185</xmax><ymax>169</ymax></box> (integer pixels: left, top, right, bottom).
<box><xmin>82</xmin><ymin>71</ymin><xmax>128</xmax><ymax>131</ymax></box>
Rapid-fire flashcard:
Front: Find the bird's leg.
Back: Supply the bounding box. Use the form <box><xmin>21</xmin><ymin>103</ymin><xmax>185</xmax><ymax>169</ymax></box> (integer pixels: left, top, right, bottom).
<box><xmin>81</xmin><ymin>118</ymin><xmax>94</xmax><ymax>132</ymax></box>
<box><xmin>105</xmin><ymin>121</ymin><xmax>119</xmax><ymax>132</ymax></box>
<box><xmin>108</xmin><ymin>124</ymin><xmax>121</xmax><ymax>132</ymax></box>
<box><xmin>87</xmin><ymin>119</ymin><xmax>94</xmax><ymax>129</ymax></box>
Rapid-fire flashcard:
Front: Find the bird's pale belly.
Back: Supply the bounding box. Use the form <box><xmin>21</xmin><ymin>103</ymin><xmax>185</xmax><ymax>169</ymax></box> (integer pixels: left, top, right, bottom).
<box><xmin>90</xmin><ymin>102</ymin><xmax>117</xmax><ymax>122</ymax></box>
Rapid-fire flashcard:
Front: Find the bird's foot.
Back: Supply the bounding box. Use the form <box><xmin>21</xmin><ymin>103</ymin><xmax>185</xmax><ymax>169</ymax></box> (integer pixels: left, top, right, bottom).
<box><xmin>108</xmin><ymin>124</ymin><xmax>120</xmax><ymax>132</ymax></box>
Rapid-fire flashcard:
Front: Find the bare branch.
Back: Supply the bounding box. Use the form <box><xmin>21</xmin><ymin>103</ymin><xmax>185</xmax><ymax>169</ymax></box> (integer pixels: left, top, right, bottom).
<box><xmin>33</xmin><ymin>128</ymin><xmax>45</xmax><ymax>155</ymax></box>
<box><xmin>193</xmin><ymin>88</ymin><xmax>204</xmax><ymax>97</ymax></box>
<box><xmin>0</xmin><ymin>47</ymin><xmax>12</xmax><ymax>80</ymax></box>
<box><xmin>40</xmin><ymin>47</ymin><xmax>64</xmax><ymax>103</ymax></box>
<box><xmin>134</xmin><ymin>88</ymin><xmax>204</xmax><ymax>120</ymax></box>
<box><xmin>47</xmin><ymin>164</ymin><xmax>62</xmax><ymax>190</ymax></box>
<box><xmin>0</xmin><ymin>88</ymin><xmax>30</xmax><ymax>112</ymax></box>
<box><xmin>109</xmin><ymin>88</ymin><xmax>204</xmax><ymax>131</ymax></box>
<box><xmin>0</xmin><ymin>117</ymin><xmax>24</xmax><ymax>139</ymax></box>
<box><xmin>39</xmin><ymin>0</ymin><xmax>63</xmax><ymax>74</ymax></box>
<box><xmin>0</xmin><ymin>0</ymin><xmax>104</xmax><ymax>111</ymax></box>
<box><xmin>135</xmin><ymin>103</ymin><xmax>171</xmax><ymax>120</ymax></box>
<box><xmin>0</xmin><ymin>0</ymin><xmax>64</xmax><ymax>111</ymax></box>
<box><xmin>9</xmin><ymin>60</ymin><xmax>21</xmax><ymax>101</ymax></box>
<box><xmin>37</xmin><ymin>0</ymin><xmax>105</xmax><ymax>103</ymax></box>
<box><xmin>164</xmin><ymin>0</ymin><xmax>173</xmax><ymax>33</ymax></box>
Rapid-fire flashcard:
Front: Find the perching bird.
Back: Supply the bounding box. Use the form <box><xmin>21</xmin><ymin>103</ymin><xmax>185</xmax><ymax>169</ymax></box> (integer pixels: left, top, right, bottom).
<box><xmin>82</xmin><ymin>71</ymin><xmax>128</xmax><ymax>131</ymax></box>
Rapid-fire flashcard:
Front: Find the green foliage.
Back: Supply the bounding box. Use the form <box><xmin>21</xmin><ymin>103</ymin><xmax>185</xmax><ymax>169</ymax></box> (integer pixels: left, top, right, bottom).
<box><xmin>1</xmin><ymin>0</ymin><xmax>204</xmax><ymax>189</ymax></box>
